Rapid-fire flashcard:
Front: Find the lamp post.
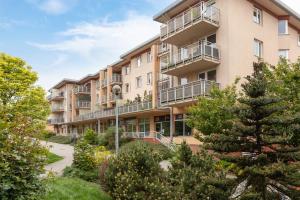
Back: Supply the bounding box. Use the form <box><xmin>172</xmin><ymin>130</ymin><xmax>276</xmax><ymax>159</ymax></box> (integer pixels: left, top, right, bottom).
<box><xmin>112</xmin><ymin>85</ymin><xmax>121</xmax><ymax>153</ymax></box>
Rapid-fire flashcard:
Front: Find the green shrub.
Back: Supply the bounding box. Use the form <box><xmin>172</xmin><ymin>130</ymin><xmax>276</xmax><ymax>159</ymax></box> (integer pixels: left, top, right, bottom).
<box><xmin>97</xmin><ymin>126</ymin><xmax>128</xmax><ymax>150</ymax></box>
<box><xmin>47</xmin><ymin>135</ymin><xmax>72</xmax><ymax>144</ymax></box>
<box><xmin>63</xmin><ymin>166</ymin><xmax>99</xmax><ymax>182</ymax></box>
<box><xmin>0</xmin><ymin>132</ymin><xmax>47</xmax><ymax>200</ymax></box>
<box><xmin>40</xmin><ymin>130</ymin><xmax>56</xmax><ymax>139</ymax></box>
<box><xmin>83</xmin><ymin>129</ymin><xmax>97</xmax><ymax>145</ymax></box>
<box><xmin>120</xmin><ymin>140</ymin><xmax>173</xmax><ymax>161</ymax></box>
<box><xmin>73</xmin><ymin>140</ymin><xmax>97</xmax><ymax>171</ymax></box>
<box><xmin>104</xmin><ymin>141</ymin><xmax>174</xmax><ymax>200</ymax></box>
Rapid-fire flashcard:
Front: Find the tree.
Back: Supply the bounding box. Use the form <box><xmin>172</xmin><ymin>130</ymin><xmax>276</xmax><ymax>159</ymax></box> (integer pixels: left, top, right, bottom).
<box><xmin>0</xmin><ymin>53</ymin><xmax>50</xmax><ymax>199</ymax></box>
<box><xmin>187</xmin><ymin>84</ymin><xmax>237</xmax><ymax>137</ymax></box>
<box><xmin>202</xmin><ymin>63</ymin><xmax>300</xmax><ymax>199</ymax></box>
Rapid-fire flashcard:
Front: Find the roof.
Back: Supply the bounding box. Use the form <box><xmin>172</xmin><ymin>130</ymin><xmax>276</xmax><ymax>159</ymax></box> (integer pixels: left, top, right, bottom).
<box><xmin>50</xmin><ymin>79</ymin><xmax>78</xmax><ymax>90</ymax></box>
<box><xmin>272</xmin><ymin>0</ymin><xmax>300</xmax><ymax>22</ymax></box>
<box><xmin>153</xmin><ymin>0</ymin><xmax>183</xmax><ymax>21</ymax></box>
<box><xmin>120</xmin><ymin>34</ymin><xmax>160</xmax><ymax>59</ymax></box>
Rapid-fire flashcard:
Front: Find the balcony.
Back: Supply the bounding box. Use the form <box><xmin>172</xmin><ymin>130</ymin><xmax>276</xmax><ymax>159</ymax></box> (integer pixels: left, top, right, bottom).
<box><xmin>158</xmin><ymin>43</ymin><xmax>170</xmax><ymax>56</ymax></box>
<box><xmin>109</xmin><ymin>74</ymin><xmax>122</xmax><ymax>85</ymax></box>
<box><xmin>76</xmin><ymin>101</ymin><xmax>91</xmax><ymax>109</ymax></box>
<box><xmin>47</xmin><ymin>92</ymin><xmax>64</xmax><ymax>101</ymax></box>
<box><xmin>74</xmin><ymin>101</ymin><xmax>153</xmax><ymax>122</ymax></box>
<box><xmin>102</xmin><ymin>79</ymin><xmax>108</xmax><ymax>88</ymax></box>
<box><xmin>51</xmin><ymin>105</ymin><xmax>65</xmax><ymax>113</ymax></box>
<box><xmin>47</xmin><ymin>118</ymin><xmax>64</xmax><ymax>125</ymax></box>
<box><xmin>160</xmin><ymin>2</ymin><xmax>220</xmax><ymax>46</ymax></box>
<box><xmin>109</xmin><ymin>94</ymin><xmax>122</xmax><ymax>102</ymax></box>
<box><xmin>160</xmin><ymin>79</ymin><xmax>219</xmax><ymax>106</ymax></box>
<box><xmin>160</xmin><ymin>41</ymin><xmax>220</xmax><ymax>76</ymax></box>
<box><xmin>74</xmin><ymin>86</ymin><xmax>91</xmax><ymax>95</ymax></box>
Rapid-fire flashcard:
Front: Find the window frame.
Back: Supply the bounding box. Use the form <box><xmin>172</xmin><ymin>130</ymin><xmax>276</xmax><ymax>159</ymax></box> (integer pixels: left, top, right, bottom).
<box><xmin>278</xmin><ymin>49</ymin><xmax>289</xmax><ymax>59</ymax></box>
<box><xmin>137</xmin><ymin>56</ymin><xmax>142</xmax><ymax>67</ymax></box>
<box><xmin>253</xmin><ymin>7</ymin><xmax>262</xmax><ymax>24</ymax></box>
<box><xmin>254</xmin><ymin>39</ymin><xmax>263</xmax><ymax>58</ymax></box>
<box><xmin>147</xmin><ymin>51</ymin><xmax>152</xmax><ymax>63</ymax></box>
<box><xmin>278</xmin><ymin>20</ymin><xmax>289</xmax><ymax>35</ymax></box>
<box><xmin>136</xmin><ymin>76</ymin><xmax>142</xmax><ymax>88</ymax></box>
<box><xmin>125</xmin><ymin>83</ymin><xmax>130</xmax><ymax>93</ymax></box>
<box><xmin>147</xmin><ymin>72</ymin><xmax>152</xmax><ymax>85</ymax></box>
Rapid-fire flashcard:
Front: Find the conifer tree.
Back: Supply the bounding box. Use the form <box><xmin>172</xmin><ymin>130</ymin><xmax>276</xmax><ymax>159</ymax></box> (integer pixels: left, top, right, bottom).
<box><xmin>203</xmin><ymin>63</ymin><xmax>300</xmax><ymax>199</ymax></box>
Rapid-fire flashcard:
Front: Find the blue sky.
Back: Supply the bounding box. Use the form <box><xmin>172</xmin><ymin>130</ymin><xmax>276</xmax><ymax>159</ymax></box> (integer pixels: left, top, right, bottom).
<box><xmin>0</xmin><ymin>0</ymin><xmax>299</xmax><ymax>90</ymax></box>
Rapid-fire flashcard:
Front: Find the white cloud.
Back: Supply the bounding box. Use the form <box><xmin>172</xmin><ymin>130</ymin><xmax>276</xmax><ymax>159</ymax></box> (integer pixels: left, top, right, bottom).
<box><xmin>26</xmin><ymin>0</ymin><xmax>77</xmax><ymax>15</ymax></box>
<box><xmin>30</xmin><ymin>12</ymin><xmax>161</xmax><ymax>89</ymax></box>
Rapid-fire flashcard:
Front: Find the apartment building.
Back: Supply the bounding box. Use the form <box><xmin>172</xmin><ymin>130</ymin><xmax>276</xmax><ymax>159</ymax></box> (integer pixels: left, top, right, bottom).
<box><xmin>48</xmin><ymin>0</ymin><xmax>300</xmax><ymax>143</ymax></box>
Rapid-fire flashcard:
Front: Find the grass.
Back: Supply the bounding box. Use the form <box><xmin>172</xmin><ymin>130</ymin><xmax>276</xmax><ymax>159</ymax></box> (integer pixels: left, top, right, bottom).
<box><xmin>43</xmin><ymin>177</ymin><xmax>111</xmax><ymax>200</ymax></box>
<box><xmin>46</xmin><ymin>152</ymin><xmax>63</xmax><ymax>164</ymax></box>
<box><xmin>47</xmin><ymin>135</ymin><xmax>72</xmax><ymax>144</ymax></box>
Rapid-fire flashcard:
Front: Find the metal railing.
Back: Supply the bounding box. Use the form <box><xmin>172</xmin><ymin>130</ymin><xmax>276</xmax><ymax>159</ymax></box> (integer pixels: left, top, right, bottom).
<box><xmin>47</xmin><ymin>92</ymin><xmax>64</xmax><ymax>100</ymax></box>
<box><xmin>48</xmin><ymin>118</ymin><xmax>64</xmax><ymax>124</ymax></box>
<box><xmin>160</xmin><ymin>1</ymin><xmax>220</xmax><ymax>39</ymax></box>
<box><xmin>160</xmin><ymin>41</ymin><xmax>220</xmax><ymax>72</ymax></box>
<box><xmin>74</xmin><ymin>86</ymin><xmax>91</xmax><ymax>94</ymax></box>
<box><xmin>74</xmin><ymin>101</ymin><xmax>153</xmax><ymax>122</ymax></box>
<box><xmin>51</xmin><ymin>105</ymin><xmax>65</xmax><ymax>112</ymax></box>
<box><xmin>109</xmin><ymin>74</ymin><xmax>122</xmax><ymax>84</ymax></box>
<box><xmin>158</xmin><ymin>43</ymin><xmax>170</xmax><ymax>55</ymax></box>
<box><xmin>76</xmin><ymin>101</ymin><xmax>91</xmax><ymax>109</ymax></box>
<box><xmin>155</xmin><ymin>132</ymin><xmax>177</xmax><ymax>151</ymax></box>
<box><xmin>160</xmin><ymin>79</ymin><xmax>219</xmax><ymax>105</ymax></box>
<box><xmin>102</xmin><ymin>79</ymin><xmax>108</xmax><ymax>88</ymax></box>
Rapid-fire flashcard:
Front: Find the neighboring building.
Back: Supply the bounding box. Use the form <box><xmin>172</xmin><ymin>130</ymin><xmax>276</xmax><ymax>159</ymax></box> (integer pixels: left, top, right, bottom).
<box><xmin>48</xmin><ymin>0</ymin><xmax>300</xmax><ymax>143</ymax></box>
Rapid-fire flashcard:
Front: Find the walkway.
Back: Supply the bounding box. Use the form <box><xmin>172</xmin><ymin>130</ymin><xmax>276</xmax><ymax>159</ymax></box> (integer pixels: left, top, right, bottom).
<box><xmin>40</xmin><ymin>141</ymin><xmax>74</xmax><ymax>176</ymax></box>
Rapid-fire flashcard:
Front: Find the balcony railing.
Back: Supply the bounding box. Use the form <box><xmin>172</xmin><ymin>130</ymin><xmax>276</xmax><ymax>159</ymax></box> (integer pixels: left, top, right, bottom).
<box><xmin>74</xmin><ymin>86</ymin><xmax>91</xmax><ymax>94</ymax></box>
<box><xmin>158</xmin><ymin>43</ymin><xmax>170</xmax><ymax>55</ymax></box>
<box><xmin>160</xmin><ymin>41</ymin><xmax>220</xmax><ymax>74</ymax></box>
<box><xmin>160</xmin><ymin>2</ymin><xmax>220</xmax><ymax>41</ymax></box>
<box><xmin>48</xmin><ymin>118</ymin><xmax>64</xmax><ymax>124</ymax></box>
<box><xmin>51</xmin><ymin>105</ymin><xmax>65</xmax><ymax>112</ymax></box>
<box><xmin>47</xmin><ymin>92</ymin><xmax>64</xmax><ymax>100</ymax></box>
<box><xmin>74</xmin><ymin>101</ymin><xmax>153</xmax><ymax>122</ymax></box>
<box><xmin>102</xmin><ymin>79</ymin><xmax>108</xmax><ymax>88</ymax></box>
<box><xmin>160</xmin><ymin>79</ymin><xmax>219</xmax><ymax>106</ymax></box>
<box><xmin>109</xmin><ymin>74</ymin><xmax>122</xmax><ymax>84</ymax></box>
<box><xmin>76</xmin><ymin>101</ymin><xmax>91</xmax><ymax>109</ymax></box>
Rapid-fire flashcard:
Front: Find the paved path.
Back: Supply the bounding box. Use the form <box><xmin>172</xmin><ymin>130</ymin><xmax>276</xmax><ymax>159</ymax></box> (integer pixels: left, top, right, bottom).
<box><xmin>40</xmin><ymin>141</ymin><xmax>74</xmax><ymax>176</ymax></box>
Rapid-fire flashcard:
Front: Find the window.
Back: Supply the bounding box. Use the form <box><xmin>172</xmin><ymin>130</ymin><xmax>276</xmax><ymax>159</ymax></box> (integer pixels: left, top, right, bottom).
<box><xmin>124</xmin><ymin>65</ymin><xmax>130</xmax><ymax>75</ymax></box>
<box><xmin>198</xmin><ymin>72</ymin><xmax>206</xmax><ymax>80</ymax></box>
<box><xmin>298</xmin><ymin>35</ymin><xmax>300</xmax><ymax>46</ymax></box>
<box><xmin>207</xmin><ymin>70</ymin><xmax>217</xmax><ymax>81</ymax></box>
<box><xmin>139</xmin><ymin>118</ymin><xmax>150</xmax><ymax>134</ymax></box>
<box><xmin>278</xmin><ymin>49</ymin><xmax>289</xmax><ymax>59</ymax></box>
<box><xmin>147</xmin><ymin>51</ymin><xmax>152</xmax><ymax>63</ymax></box>
<box><xmin>278</xmin><ymin>20</ymin><xmax>288</xmax><ymax>34</ymax></box>
<box><xmin>137</xmin><ymin>56</ymin><xmax>142</xmax><ymax>67</ymax></box>
<box><xmin>136</xmin><ymin>76</ymin><xmax>142</xmax><ymax>88</ymax></box>
<box><xmin>147</xmin><ymin>72</ymin><xmax>152</xmax><ymax>85</ymax></box>
<box><xmin>125</xmin><ymin>83</ymin><xmax>130</xmax><ymax>93</ymax></box>
<box><xmin>254</xmin><ymin>39</ymin><xmax>263</xmax><ymax>58</ymax></box>
<box><xmin>180</xmin><ymin>77</ymin><xmax>188</xmax><ymax>85</ymax></box>
<box><xmin>253</xmin><ymin>7</ymin><xmax>262</xmax><ymax>24</ymax></box>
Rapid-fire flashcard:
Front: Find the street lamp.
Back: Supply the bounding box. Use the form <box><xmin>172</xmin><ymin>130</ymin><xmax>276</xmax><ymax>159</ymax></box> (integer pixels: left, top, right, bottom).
<box><xmin>112</xmin><ymin>85</ymin><xmax>122</xmax><ymax>153</ymax></box>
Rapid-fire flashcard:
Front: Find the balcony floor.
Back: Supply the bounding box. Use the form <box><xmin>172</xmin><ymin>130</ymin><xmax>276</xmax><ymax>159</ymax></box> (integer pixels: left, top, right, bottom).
<box><xmin>162</xmin><ymin>20</ymin><xmax>219</xmax><ymax>47</ymax></box>
<box><xmin>162</xmin><ymin>57</ymin><xmax>220</xmax><ymax>76</ymax></box>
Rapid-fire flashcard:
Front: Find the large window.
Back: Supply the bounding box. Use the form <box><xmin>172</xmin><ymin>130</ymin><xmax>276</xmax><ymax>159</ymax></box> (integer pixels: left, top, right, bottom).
<box><xmin>254</xmin><ymin>39</ymin><xmax>263</xmax><ymax>58</ymax></box>
<box><xmin>198</xmin><ymin>70</ymin><xmax>217</xmax><ymax>82</ymax></box>
<box><xmin>137</xmin><ymin>56</ymin><xmax>142</xmax><ymax>67</ymax></box>
<box><xmin>124</xmin><ymin>65</ymin><xmax>130</xmax><ymax>75</ymax></box>
<box><xmin>253</xmin><ymin>7</ymin><xmax>262</xmax><ymax>24</ymax></box>
<box><xmin>125</xmin><ymin>119</ymin><xmax>137</xmax><ymax>133</ymax></box>
<box><xmin>139</xmin><ymin>118</ymin><xmax>150</xmax><ymax>134</ymax></box>
<box><xmin>278</xmin><ymin>49</ymin><xmax>289</xmax><ymax>59</ymax></box>
<box><xmin>155</xmin><ymin>115</ymin><xmax>170</xmax><ymax>136</ymax></box>
<box><xmin>278</xmin><ymin>20</ymin><xmax>288</xmax><ymax>34</ymax></box>
<box><xmin>136</xmin><ymin>76</ymin><xmax>142</xmax><ymax>88</ymax></box>
<box><xmin>180</xmin><ymin>77</ymin><xmax>188</xmax><ymax>85</ymax></box>
<box><xmin>125</xmin><ymin>83</ymin><xmax>130</xmax><ymax>93</ymax></box>
<box><xmin>147</xmin><ymin>72</ymin><xmax>152</xmax><ymax>85</ymax></box>
<box><xmin>147</xmin><ymin>51</ymin><xmax>152</xmax><ymax>63</ymax></box>
<box><xmin>175</xmin><ymin>114</ymin><xmax>192</xmax><ymax>136</ymax></box>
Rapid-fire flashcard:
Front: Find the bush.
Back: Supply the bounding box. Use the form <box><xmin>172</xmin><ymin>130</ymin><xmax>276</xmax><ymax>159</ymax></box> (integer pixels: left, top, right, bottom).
<box><xmin>73</xmin><ymin>140</ymin><xmax>97</xmax><ymax>171</ymax></box>
<box><xmin>120</xmin><ymin>140</ymin><xmax>173</xmax><ymax>161</ymax></box>
<box><xmin>83</xmin><ymin>129</ymin><xmax>97</xmax><ymax>145</ymax></box>
<box><xmin>0</xmin><ymin>133</ymin><xmax>47</xmax><ymax>200</ymax></box>
<box><xmin>97</xmin><ymin>126</ymin><xmax>129</xmax><ymax>150</ymax></box>
<box><xmin>103</xmin><ymin>141</ymin><xmax>174</xmax><ymax>200</ymax></box>
<box><xmin>40</xmin><ymin>130</ymin><xmax>56</xmax><ymax>139</ymax></box>
<box><xmin>63</xmin><ymin>166</ymin><xmax>99</xmax><ymax>182</ymax></box>
<box><xmin>47</xmin><ymin>135</ymin><xmax>72</xmax><ymax>144</ymax></box>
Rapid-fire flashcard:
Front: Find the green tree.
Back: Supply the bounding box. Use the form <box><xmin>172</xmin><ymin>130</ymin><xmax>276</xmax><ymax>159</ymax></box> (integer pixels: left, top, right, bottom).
<box><xmin>187</xmin><ymin>84</ymin><xmax>237</xmax><ymax>137</ymax></box>
<box><xmin>203</xmin><ymin>63</ymin><xmax>300</xmax><ymax>199</ymax></box>
<box><xmin>0</xmin><ymin>53</ymin><xmax>49</xmax><ymax>199</ymax></box>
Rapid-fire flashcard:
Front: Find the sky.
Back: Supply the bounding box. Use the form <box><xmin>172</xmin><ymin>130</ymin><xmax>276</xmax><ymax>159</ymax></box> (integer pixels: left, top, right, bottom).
<box><xmin>0</xmin><ymin>0</ymin><xmax>300</xmax><ymax>90</ymax></box>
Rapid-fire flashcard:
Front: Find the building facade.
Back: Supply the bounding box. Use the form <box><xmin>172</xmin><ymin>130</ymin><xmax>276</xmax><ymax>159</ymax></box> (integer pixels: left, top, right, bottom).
<box><xmin>48</xmin><ymin>0</ymin><xmax>300</xmax><ymax>142</ymax></box>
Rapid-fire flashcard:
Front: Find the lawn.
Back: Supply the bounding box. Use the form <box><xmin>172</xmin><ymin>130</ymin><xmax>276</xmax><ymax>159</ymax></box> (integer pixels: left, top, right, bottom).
<box><xmin>43</xmin><ymin>177</ymin><xmax>111</xmax><ymax>200</ymax></box>
<box><xmin>46</xmin><ymin>152</ymin><xmax>63</xmax><ymax>164</ymax></box>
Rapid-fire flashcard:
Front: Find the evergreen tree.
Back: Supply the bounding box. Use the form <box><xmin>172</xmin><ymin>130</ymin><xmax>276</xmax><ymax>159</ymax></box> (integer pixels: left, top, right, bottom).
<box><xmin>203</xmin><ymin>63</ymin><xmax>300</xmax><ymax>199</ymax></box>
